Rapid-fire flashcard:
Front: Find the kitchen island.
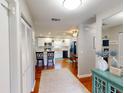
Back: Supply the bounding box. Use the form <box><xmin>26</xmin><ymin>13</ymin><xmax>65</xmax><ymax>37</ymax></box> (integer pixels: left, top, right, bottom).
<box><xmin>36</xmin><ymin>50</ymin><xmax>65</xmax><ymax>66</ymax></box>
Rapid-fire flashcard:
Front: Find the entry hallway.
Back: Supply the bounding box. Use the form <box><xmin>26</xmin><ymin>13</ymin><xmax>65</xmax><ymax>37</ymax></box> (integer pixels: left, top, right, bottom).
<box><xmin>0</xmin><ymin>0</ymin><xmax>123</xmax><ymax>93</ymax></box>
<box><xmin>33</xmin><ymin>59</ymin><xmax>92</xmax><ymax>93</ymax></box>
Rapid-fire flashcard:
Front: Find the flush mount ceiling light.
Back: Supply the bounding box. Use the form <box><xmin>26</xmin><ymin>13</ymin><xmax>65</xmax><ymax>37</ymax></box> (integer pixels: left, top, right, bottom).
<box><xmin>63</xmin><ymin>0</ymin><xmax>82</xmax><ymax>10</ymax></box>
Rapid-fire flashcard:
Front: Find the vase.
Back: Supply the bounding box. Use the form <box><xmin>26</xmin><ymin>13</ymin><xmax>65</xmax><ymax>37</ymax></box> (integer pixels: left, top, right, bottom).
<box><xmin>96</xmin><ymin>57</ymin><xmax>108</xmax><ymax>71</ymax></box>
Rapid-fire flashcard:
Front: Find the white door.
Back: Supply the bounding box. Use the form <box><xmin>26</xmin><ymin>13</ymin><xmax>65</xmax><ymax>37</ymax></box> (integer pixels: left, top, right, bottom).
<box><xmin>0</xmin><ymin>1</ymin><xmax>10</xmax><ymax>93</ymax></box>
<box><xmin>20</xmin><ymin>19</ymin><xmax>35</xmax><ymax>93</ymax></box>
<box><xmin>20</xmin><ymin>21</ymin><xmax>27</xmax><ymax>93</ymax></box>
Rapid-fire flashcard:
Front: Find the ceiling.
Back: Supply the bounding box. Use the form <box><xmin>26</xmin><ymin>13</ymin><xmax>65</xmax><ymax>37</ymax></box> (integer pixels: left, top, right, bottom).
<box><xmin>25</xmin><ymin>0</ymin><xmax>122</xmax><ymax>38</ymax></box>
<box><xmin>103</xmin><ymin>12</ymin><xmax>123</xmax><ymax>29</ymax></box>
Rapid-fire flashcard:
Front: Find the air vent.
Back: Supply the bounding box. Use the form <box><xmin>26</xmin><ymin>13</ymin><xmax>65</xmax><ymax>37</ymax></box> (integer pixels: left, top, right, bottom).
<box><xmin>51</xmin><ymin>18</ymin><xmax>61</xmax><ymax>21</ymax></box>
<box><xmin>102</xmin><ymin>23</ymin><xmax>107</xmax><ymax>26</ymax></box>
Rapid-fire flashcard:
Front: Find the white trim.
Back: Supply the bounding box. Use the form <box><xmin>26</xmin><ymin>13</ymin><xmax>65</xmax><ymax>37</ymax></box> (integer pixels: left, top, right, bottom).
<box><xmin>31</xmin><ymin>80</ymin><xmax>36</xmax><ymax>92</ymax></box>
<box><xmin>0</xmin><ymin>0</ymin><xmax>8</xmax><ymax>7</ymax></box>
<box><xmin>21</xmin><ymin>15</ymin><xmax>32</xmax><ymax>28</ymax></box>
<box><xmin>77</xmin><ymin>73</ymin><xmax>92</xmax><ymax>78</ymax></box>
<box><xmin>21</xmin><ymin>18</ymin><xmax>31</xmax><ymax>29</ymax></box>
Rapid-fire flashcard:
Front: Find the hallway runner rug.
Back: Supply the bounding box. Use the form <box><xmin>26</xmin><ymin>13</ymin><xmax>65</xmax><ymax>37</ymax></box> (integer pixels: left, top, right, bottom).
<box><xmin>39</xmin><ymin>69</ymin><xmax>90</xmax><ymax>93</ymax></box>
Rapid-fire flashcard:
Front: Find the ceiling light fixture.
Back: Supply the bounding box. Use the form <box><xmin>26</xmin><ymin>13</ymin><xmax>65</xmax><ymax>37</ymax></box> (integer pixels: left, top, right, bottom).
<box><xmin>72</xmin><ymin>30</ymin><xmax>78</xmax><ymax>37</ymax></box>
<box><xmin>63</xmin><ymin>0</ymin><xmax>82</xmax><ymax>10</ymax></box>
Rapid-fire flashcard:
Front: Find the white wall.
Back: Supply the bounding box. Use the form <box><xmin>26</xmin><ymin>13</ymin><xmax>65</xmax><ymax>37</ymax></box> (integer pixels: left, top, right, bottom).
<box><xmin>77</xmin><ymin>4</ymin><xmax>122</xmax><ymax>77</ymax></box>
<box><xmin>78</xmin><ymin>23</ymin><xmax>96</xmax><ymax>77</ymax></box>
<box><xmin>9</xmin><ymin>1</ymin><xmax>22</xmax><ymax>93</ymax></box>
<box><xmin>95</xmin><ymin>5</ymin><xmax>122</xmax><ymax>66</ymax></box>
<box><xmin>118</xmin><ymin>32</ymin><xmax>123</xmax><ymax>66</ymax></box>
<box><xmin>102</xmin><ymin>24</ymin><xmax>123</xmax><ymax>64</ymax></box>
<box><xmin>20</xmin><ymin>0</ymin><xmax>33</xmax><ymax>26</ymax></box>
<box><xmin>95</xmin><ymin>5</ymin><xmax>122</xmax><ymax>51</ymax></box>
<box><xmin>0</xmin><ymin>1</ymin><xmax>10</xmax><ymax>93</ymax></box>
<box><xmin>7</xmin><ymin>0</ymin><xmax>35</xmax><ymax>93</ymax></box>
<box><xmin>95</xmin><ymin>5</ymin><xmax>122</xmax><ymax>59</ymax></box>
<box><xmin>19</xmin><ymin>0</ymin><xmax>35</xmax><ymax>92</ymax></box>
<box><xmin>103</xmin><ymin>24</ymin><xmax>123</xmax><ymax>52</ymax></box>
<box><xmin>103</xmin><ymin>25</ymin><xmax>123</xmax><ymax>43</ymax></box>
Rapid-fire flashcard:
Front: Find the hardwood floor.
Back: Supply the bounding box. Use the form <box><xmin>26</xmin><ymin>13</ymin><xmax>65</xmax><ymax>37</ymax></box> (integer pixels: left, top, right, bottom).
<box><xmin>32</xmin><ymin>58</ymin><xmax>92</xmax><ymax>93</ymax></box>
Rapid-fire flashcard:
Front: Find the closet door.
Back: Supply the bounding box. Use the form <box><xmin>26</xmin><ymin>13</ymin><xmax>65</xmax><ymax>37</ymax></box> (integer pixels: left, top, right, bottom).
<box><xmin>25</xmin><ymin>26</ymin><xmax>32</xmax><ymax>93</ymax></box>
<box><xmin>20</xmin><ymin>21</ymin><xmax>27</xmax><ymax>93</ymax></box>
<box><xmin>20</xmin><ymin>18</ymin><xmax>34</xmax><ymax>93</ymax></box>
<box><xmin>0</xmin><ymin>1</ymin><xmax>10</xmax><ymax>93</ymax></box>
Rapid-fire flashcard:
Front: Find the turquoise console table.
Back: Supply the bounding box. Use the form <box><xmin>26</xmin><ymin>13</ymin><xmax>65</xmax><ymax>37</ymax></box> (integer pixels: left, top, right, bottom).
<box><xmin>92</xmin><ymin>69</ymin><xmax>123</xmax><ymax>93</ymax></box>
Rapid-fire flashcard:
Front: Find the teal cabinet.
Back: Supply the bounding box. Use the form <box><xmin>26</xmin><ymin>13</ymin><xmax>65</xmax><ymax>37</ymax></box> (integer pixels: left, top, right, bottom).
<box><xmin>92</xmin><ymin>69</ymin><xmax>123</xmax><ymax>93</ymax></box>
<box><xmin>108</xmin><ymin>83</ymin><xmax>122</xmax><ymax>93</ymax></box>
<box><xmin>93</xmin><ymin>74</ymin><xmax>107</xmax><ymax>93</ymax></box>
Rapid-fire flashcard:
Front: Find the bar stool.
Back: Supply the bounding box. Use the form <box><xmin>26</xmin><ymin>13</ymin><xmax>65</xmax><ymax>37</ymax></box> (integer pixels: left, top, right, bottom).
<box><xmin>36</xmin><ymin>52</ymin><xmax>44</xmax><ymax>67</ymax></box>
<box><xmin>47</xmin><ymin>51</ymin><xmax>54</xmax><ymax>67</ymax></box>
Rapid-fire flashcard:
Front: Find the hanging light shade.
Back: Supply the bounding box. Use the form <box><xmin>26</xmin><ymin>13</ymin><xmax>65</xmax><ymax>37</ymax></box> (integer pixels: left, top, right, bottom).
<box><xmin>72</xmin><ymin>30</ymin><xmax>78</xmax><ymax>37</ymax></box>
<box><xmin>63</xmin><ymin>0</ymin><xmax>82</xmax><ymax>10</ymax></box>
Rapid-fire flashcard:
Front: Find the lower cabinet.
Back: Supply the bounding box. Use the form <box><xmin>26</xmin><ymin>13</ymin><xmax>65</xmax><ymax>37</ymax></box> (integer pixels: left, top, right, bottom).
<box><xmin>108</xmin><ymin>83</ymin><xmax>122</xmax><ymax>93</ymax></box>
<box><xmin>92</xmin><ymin>69</ymin><xmax>123</xmax><ymax>93</ymax></box>
<box><xmin>93</xmin><ymin>75</ymin><xmax>107</xmax><ymax>93</ymax></box>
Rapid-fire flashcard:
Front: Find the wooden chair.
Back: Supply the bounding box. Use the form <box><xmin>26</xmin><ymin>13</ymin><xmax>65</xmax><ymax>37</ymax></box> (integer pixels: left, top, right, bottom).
<box><xmin>73</xmin><ymin>56</ymin><xmax>78</xmax><ymax>68</ymax></box>
<box><xmin>47</xmin><ymin>51</ymin><xmax>54</xmax><ymax>67</ymax></box>
<box><xmin>70</xmin><ymin>53</ymin><xmax>78</xmax><ymax>68</ymax></box>
<box><xmin>36</xmin><ymin>52</ymin><xmax>44</xmax><ymax>67</ymax></box>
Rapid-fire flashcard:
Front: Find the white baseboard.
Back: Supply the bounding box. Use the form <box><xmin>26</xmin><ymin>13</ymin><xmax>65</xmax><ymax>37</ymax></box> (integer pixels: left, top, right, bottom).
<box><xmin>77</xmin><ymin>73</ymin><xmax>92</xmax><ymax>78</ymax></box>
<box><xmin>31</xmin><ymin>80</ymin><xmax>36</xmax><ymax>92</ymax></box>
